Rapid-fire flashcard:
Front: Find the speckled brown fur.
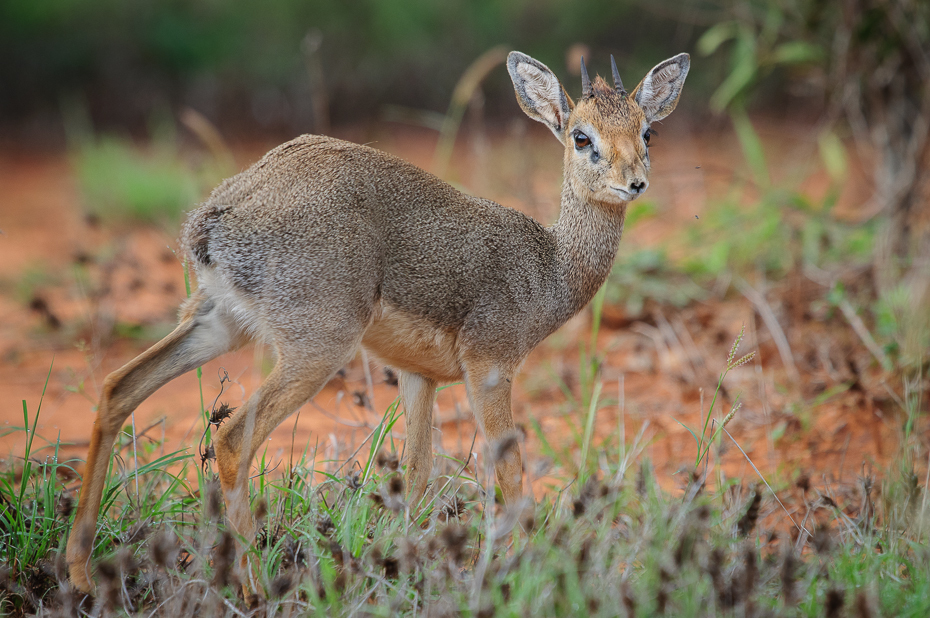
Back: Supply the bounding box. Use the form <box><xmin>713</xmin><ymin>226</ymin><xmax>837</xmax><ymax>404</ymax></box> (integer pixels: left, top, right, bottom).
<box><xmin>66</xmin><ymin>50</ymin><xmax>689</xmax><ymax>595</ymax></box>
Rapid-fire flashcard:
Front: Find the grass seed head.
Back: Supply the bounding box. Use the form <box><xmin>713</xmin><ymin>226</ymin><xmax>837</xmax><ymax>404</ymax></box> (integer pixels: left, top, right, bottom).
<box><xmin>722</xmin><ymin>403</ymin><xmax>741</xmax><ymax>428</ymax></box>
<box><xmin>621</xmin><ymin>580</ymin><xmax>637</xmax><ymax>617</ymax></box>
<box><xmin>780</xmin><ymin>545</ymin><xmax>798</xmax><ymax>606</ymax></box>
<box><xmin>440</xmin><ymin>524</ymin><xmax>469</xmax><ymax>564</ymax></box>
<box><xmin>673</xmin><ymin>529</ymin><xmax>694</xmax><ymax>567</ymax></box>
<box><xmin>727</xmin><ymin>325</ymin><xmax>745</xmax><ymax>367</ymax></box>
<box><xmin>812</xmin><ymin>524</ymin><xmax>834</xmax><ymax>555</ymax></box>
<box><xmin>96</xmin><ymin>558</ymin><xmax>118</xmax><ymax>585</ymax></box>
<box><xmin>379</xmin><ymin>554</ymin><xmax>400</xmax><ymax>580</ymax></box>
<box><xmin>855</xmin><ymin>590</ymin><xmax>875</xmax><ymax>618</ymax></box>
<box><xmin>825</xmin><ymin>587</ymin><xmax>845</xmax><ymax>618</ymax></box>
<box><xmin>376</xmin><ymin>449</ymin><xmax>399</xmax><ymax>471</ymax></box>
<box><xmin>123</xmin><ymin>520</ymin><xmax>150</xmax><ymax>545</ymax></box>
<box><xmin>200</xmin><ymin>444</ymin><xmax>215</xmax><ymax>468</ymax></box>
<box><xmin>656</xmin><ymin>579</ymin><xmax>669</xmax><ymax>614</ymax></box>
<box><xmin>346</xmin><ymin>469</ymin><xmax>363</xmax><ymax>491</ymax></box>
<box><xmin>56</xmin><ymin>494</ymin><xmax>74</xmax><ymax>520</ymax></box>
<box><xmin>398</xmin><ymin>538</ymin><xmax>420</xmax><ymax>573</ymax></box>
<box><xmin>707</xmin><ymin>548</ymin><xmax>727</xmax><ymax>604</ymax></box>
<box><xmin>270</xmin><ymin>572</ymin><xmax>294</xmax><ymax>598</ymax></box>
<box><xmin>440</xmin><ymin>495</ymin><xmax>466</xmax><ymax>520</ymax></box>
<box><xmin>388</xmin><ymin>474</ymin><xmax>404</xmax><ymax>496</ymax></box>
<box><xmin>205</xmin><ymin>479</ymin><xmax>223</xmax><ymax>520</ymax></box>
<box><xmin>737</xmin><ymin>489</ymin><xmax>762</xmax><ymax>537</ymax></box>
<box><xmin>209</xmin><ymin>402</ymin><xmax>235</xmax><ymax>428</ymax></box>
<box><xmin>281</xmin><ymin>536</ymin><xmax>309</xmax><ymax>570</ymax></box>
<box><xmin>96</xmin><ymin>556</ymin><xmax>122</xmax><ymax>613</ymax></box>
<box><xmin>212</xmin><ymin>530</ymin><xmax>236</xmax><ymax>589</ymax></box>
<box><xmin>382</xmin><ymin>474</ymin><xmax>406</xmax><ymax>512</ymax></box>
<box><xmin>50</xmin><ymin>554</ymin><xmax>68</xmax><ymax>584</ymax></box>
<box><xmin>150</xmin><ymin>531</ymin><xmax>178</xmax><ymax>570</ymax></box>
<box><xmin>576</xmin><ymin>537</ymin><xmax>594</xmax><ymax>569</ymax></box>
<box><xmin>352</xmin><ymin>390</ymin><xmax>370</xmax><ymax>408</ymax></box>
<box><xmin>316</xmin><ymin>515</ymin><xmax>335</xmax><ymax>537</ymax></box>
<box><xmin>796</xmin><ymin>474</ymin><xmax>811</xmax><ymax>493</ymax></box>
<box><xmin>742</xmin><ymin>545</ymin><xmax>758</xmax><ymax>596</ymax></box>
<box><xmin>572</xmin><ymin>497</ymin><xmax>586</xmax><ymax>518</ymax></box>
<box><xmin>636</xmin><ymin>461</ymin><xmax>650</xmax><ymax>496</ymax></box>
<box><xmin>254</xmin><ymin>496</ymin><xmax>268</xmax><ymax>522</ymax></box>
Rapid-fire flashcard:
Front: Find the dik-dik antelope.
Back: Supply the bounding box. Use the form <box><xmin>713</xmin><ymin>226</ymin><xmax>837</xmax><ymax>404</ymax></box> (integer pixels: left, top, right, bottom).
<box><xmin>66</xmin><ymin>50</ymin><xmax>689</xmax><ymax>592</ymax></box>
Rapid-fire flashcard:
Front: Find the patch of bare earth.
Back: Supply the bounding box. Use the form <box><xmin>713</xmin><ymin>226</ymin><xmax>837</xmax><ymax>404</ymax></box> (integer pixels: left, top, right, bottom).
<box><xmin>0</xmin><ymin>120</ymin><xmax>918</xmax><ymax>512</ymax></box>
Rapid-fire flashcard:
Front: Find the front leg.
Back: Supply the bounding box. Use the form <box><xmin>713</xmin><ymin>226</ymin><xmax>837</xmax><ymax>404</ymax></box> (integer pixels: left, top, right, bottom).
<box><xmin>462</xmin><ymin>359</ymin><xmax>523</xmax><ymax>506</ymax></box>
<box><xmin>400</xmin><ymin>371</ymin><xmax>438</xmax><ymax>506</ymax></box>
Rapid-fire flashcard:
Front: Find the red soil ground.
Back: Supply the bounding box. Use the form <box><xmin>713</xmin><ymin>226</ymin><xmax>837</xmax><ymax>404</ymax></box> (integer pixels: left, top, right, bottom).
<box><xmin>0</xmin><ymin>117</ymin><xmax>917</xmax><ymax>515</ymax></box>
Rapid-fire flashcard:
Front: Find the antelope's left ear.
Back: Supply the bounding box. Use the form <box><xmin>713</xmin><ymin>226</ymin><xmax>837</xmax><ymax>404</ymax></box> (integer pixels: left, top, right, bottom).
<box><xmin>631</xmin><ymin>53</ymin><xmax>690</xmax><ymax>123</ymax></box>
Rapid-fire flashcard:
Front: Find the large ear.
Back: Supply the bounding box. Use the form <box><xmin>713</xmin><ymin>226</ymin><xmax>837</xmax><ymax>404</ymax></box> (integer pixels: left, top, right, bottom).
<box><xmin>631</xmin><ymin>53</ymin><xmax>690</xmax><ymax>123</ymax></box>
<box><xmin>507</xmin><ymin>51</ymin><xmax>574</xmax><ymax>144</ymax></box>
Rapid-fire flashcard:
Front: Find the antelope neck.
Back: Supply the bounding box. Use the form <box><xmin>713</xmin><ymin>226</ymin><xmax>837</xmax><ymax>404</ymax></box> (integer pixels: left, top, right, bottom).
<box><xmin>549</xmin><ymin>182</ymin><xmax>627</xmax><ymax>319</ymax></box>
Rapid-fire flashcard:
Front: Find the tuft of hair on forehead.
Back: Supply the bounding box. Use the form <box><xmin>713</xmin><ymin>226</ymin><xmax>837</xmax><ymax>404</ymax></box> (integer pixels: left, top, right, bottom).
<box><xmin>583</xmin><ymin>75</ymin><xmax>639</xmax><ymax>122</ymax></box>
<box><xmin>590</xmin><ymin>76</ymin><xmax>617</xmax><ymax>98</ymax></box>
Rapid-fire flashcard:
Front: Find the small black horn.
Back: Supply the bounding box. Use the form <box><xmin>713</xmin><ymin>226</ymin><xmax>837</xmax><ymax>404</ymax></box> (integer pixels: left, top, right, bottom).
<box><xmin>580</xmin><ymin>56</ymin><xmax>592</xmax><ymax>98</ymax></box>
<box><xmin>611</xmin><ymin>54</ymin><xmax>626</xmax><ymax>95</ymax></box>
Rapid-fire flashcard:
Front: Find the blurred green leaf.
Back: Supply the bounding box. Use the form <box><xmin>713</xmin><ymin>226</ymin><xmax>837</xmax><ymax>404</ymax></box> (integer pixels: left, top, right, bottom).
<box><xmin>697</xmin><ymin>21</ymin><xmax>740</xmax><ymax>56</ymax></box>
<box><xmin>759</xmin><ymin>3</ymin><xmax>784</xmax><ymax>46</ymax></box>
<box><xmin>625</xmin><ymin>201</ymin><xmax>658</xmax><ymax>228</ymax></box>
<box><xmin>709</xmin><ymin>28</ymin><xmax>757</xmax><ymax>112</ymax></box>
<box><xmin>818</xmin><ymin>129</ymin><xmax>848</xmax><ymax>182</ymax></box>
<box><xmin>827</xmin><ymin>281</ymin><xmax>846</xmax><ymax>306</ymax></box>
<box><xmin>769</xmin><ymin>41</ymin><xmax>823</xmax><ymax>66</ymax></box>
<box><xmin>730</xmin><ymin>107</ymin><xmax>769</xmax><ymax>188</ymax></box>
<box><xmin>801</xmin><ymin>218</ymin><xmax>824</xmax><ymax>266</ymax></box>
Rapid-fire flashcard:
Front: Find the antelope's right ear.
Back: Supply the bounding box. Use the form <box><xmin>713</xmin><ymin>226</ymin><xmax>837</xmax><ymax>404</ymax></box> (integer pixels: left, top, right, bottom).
<box><xmin>507</xmin><ymin>51</ymin><xmax>574</xmax><ymax>144</ymax></box>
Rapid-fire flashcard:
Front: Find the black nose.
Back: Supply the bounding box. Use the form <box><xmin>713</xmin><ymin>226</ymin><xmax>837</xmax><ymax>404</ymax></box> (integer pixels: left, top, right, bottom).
<box><xmin>630</xmin><ymin>180</ymin><xmax>647</xmax><ymax>194</ymax></box>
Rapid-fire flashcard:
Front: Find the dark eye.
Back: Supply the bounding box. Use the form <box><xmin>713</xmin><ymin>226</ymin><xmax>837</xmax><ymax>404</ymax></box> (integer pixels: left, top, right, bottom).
<box><xmin>643</xmin><ymin>128</ymin><xmax>654</xmax><ymax>145</ymax></box>
<box><xmin>574</xmin><ymin>132</ymin><xmax>591</xmax><ymax>149</ymax></box>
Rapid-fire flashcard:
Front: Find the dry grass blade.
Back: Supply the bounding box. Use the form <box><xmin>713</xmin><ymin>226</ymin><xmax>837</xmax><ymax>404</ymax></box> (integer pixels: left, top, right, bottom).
<box><xmin>734</xmin><ymin>276</ymin><xmax>800</xmax><ymax>383</ymax></box>
<box><xmin>723</xmin><ymin>426</ymin><xmax>809</xmax><ymax>538</ymax></box>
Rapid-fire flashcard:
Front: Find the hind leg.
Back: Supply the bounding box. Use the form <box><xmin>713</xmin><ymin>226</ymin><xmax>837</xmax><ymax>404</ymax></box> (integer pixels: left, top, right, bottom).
<box><xmin>67</xmin><ymin>296</ymin><xmax>243</xmax><ymax>592</ymax></box>
<box><xmin>212</xmin><ymin>340</ymin><xmax>361</xmax><ymax>594</ymax></box>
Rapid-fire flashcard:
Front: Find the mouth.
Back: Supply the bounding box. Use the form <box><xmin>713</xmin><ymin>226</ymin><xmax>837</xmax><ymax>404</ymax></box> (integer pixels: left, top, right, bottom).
<box><xmin>609</xmin><ymin>186</ymin><xmax>637</xmax><ymax>202</ymax></box>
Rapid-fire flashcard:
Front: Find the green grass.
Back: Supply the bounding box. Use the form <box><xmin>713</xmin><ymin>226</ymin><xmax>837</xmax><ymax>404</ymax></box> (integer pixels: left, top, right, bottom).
<box><xmin>2</xmin><ymin>358</ymin><xmax>929</xmax><ymax>617</ymax></box>
<box><xmin>72</xmin><ymin>136</ymin><xmax>201</xmax><ymax>227</ymax></box>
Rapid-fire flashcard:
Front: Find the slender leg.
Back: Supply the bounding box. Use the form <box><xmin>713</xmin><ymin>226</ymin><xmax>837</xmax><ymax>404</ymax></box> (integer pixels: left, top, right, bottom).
<box><xmin>462</xmin><ymin>359</ymin><xmax>523</xmax><ymax>506</ymax></box>
<box><xmin>66</xmin><ymin>299</ymin><xmax>239</xmax><ymax>592</ymax></box>
<box><xmin>400</xmin><ymin>371</ymin><xmax>437</xmax><ymax>506</ymax></box>
<box><xmin>212</xmin><ymin>352</ymin><xmax>354</xmax><ymax>594</ymax></box>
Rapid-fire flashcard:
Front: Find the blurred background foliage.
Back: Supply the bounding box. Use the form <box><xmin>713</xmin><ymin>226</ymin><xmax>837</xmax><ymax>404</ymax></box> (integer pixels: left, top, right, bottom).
<box><xmin>1</xmin><ymin>0</ymin><xmax>714</xmax><ymax>141</ymax></box>
<box><xmin>2</xmin><ymin>0</ymin><xmax>928</xmax><ymax>375</ymax></box>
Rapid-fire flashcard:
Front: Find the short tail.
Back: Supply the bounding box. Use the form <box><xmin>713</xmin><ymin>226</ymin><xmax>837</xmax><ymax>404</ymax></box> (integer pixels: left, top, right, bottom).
<box><xmin>180</xmin><ymin>203</ymin><xmax>229</xmax><ymax>267</ymax></box>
